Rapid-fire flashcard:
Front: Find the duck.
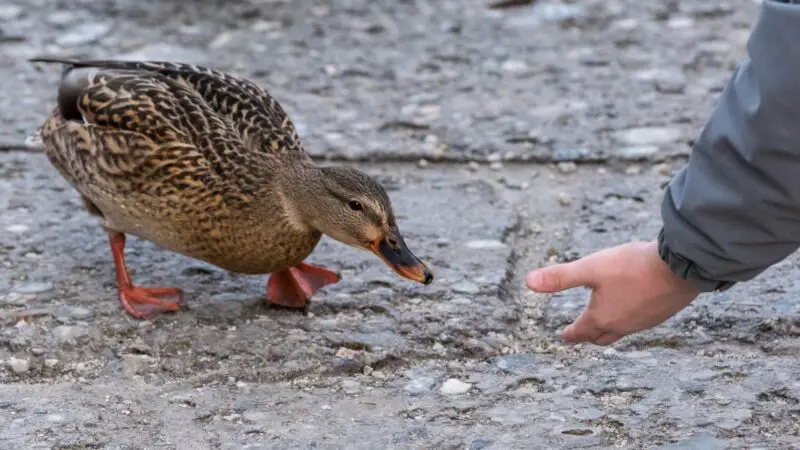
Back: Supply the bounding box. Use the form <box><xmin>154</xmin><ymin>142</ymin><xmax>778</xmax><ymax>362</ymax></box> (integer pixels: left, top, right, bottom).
<box><xmin>30</xmin><ymin>58</ymin><xmax>434</xmax><ymax>320</ymax></box>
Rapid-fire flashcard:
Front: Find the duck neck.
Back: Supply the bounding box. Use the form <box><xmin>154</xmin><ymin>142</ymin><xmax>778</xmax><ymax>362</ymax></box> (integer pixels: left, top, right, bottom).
<box><xmin>276</xmin><ymin>162</ymin><xmax>327</xmax><ymax>232</ymax></box>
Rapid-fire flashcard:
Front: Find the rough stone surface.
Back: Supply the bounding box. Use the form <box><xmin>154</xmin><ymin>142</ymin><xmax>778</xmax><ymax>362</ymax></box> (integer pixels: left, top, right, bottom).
<box><xmin>2</xmin><ymin>0</ymin><xmax>797</xmax><ymax>448</ymax></box>
<box><xmin>3</xmin><ymin>0</ymin><xmax>748</xmax><ymax>163</ymax></box>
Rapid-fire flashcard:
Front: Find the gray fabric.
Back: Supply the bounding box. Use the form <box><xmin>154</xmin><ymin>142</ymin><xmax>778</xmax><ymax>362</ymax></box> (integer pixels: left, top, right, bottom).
<box><xmin>659</xmin><ymin>0</ymin><xmax>800</xmax><ymax>292</ymax></box>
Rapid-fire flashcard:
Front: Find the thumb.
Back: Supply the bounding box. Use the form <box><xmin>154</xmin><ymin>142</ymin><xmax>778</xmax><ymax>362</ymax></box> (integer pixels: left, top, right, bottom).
<box><xmin>526</xmin><ymin>259</ymin><xmax>594</xmax><ymax>293</ymax></box>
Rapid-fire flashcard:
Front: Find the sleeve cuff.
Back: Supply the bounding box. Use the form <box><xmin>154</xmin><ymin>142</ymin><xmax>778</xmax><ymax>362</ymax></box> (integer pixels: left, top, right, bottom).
<box><xmin>657</xmin><ymin>228</ymin><xmax>737</xmax><ymax>293</ymax></box>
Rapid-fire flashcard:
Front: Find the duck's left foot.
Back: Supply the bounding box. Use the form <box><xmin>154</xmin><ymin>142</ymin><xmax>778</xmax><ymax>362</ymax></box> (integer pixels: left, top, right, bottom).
<box><xmin>266</xmin><ymin>263</ymin><xmax>341</xmax><ymax>308</ymax></box>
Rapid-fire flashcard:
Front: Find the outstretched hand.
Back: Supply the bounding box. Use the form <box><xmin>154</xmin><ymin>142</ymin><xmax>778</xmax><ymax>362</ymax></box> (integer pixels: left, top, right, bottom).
<box><xmin>526</xmin><ymin>241</ymin><xmax>700</xmax><ymax>345</ymax></box>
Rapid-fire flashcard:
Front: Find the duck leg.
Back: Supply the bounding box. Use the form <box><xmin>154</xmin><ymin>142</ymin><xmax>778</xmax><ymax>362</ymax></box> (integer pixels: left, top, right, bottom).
<box><xmin>108</xmin><ymin>232</ymin><xmax>184</xmax><ymax>319</ymax></box>
<box><xmin>266</xmin><ymin>263</ymin><xmax>341</xmax><ymax>308</ymax></box>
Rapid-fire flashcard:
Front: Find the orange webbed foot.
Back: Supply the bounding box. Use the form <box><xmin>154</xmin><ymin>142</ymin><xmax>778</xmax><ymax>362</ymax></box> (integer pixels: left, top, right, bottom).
<box><xmin>119</xmin><ymin>285</ymin><xmax>184</xmax><ymax>320</ymax></box>
<box><xmin>266</xmin><ymin>263</ymin><xmax>341</xmax><ymax>308</ymax></box>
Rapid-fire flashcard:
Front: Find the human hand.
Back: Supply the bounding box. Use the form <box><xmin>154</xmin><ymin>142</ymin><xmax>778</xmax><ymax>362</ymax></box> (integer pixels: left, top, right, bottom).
<box><xmin>525</xmin><ymin>240</ymin><xmax>700</xmax><ymax>345</ymax></box>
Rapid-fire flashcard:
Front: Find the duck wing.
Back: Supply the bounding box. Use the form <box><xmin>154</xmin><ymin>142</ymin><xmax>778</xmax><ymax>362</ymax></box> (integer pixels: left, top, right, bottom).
<box><xmin>32</xmin><ymin>58</ymin><xmax>307</xmax><ymax>158</ymax></box>
<box><xmin>37</xmin><ymin>63</ymin><xmax>272</xmax><ymax>218</ymax></box>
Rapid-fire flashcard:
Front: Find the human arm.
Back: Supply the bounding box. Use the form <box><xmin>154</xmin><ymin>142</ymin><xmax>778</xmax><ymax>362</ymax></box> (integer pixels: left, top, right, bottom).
<box><xmin>526</xmin><ymin>0</ymin><xmax>800</xmax><ymax>344</ymax></box>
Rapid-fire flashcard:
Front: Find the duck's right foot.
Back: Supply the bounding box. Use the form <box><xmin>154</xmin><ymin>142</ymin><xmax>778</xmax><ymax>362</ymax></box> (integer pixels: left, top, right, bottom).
<box><xmin>266</xmin><ymin>263</ymin><xmax>341</xmax><ymax>308</ymax></box>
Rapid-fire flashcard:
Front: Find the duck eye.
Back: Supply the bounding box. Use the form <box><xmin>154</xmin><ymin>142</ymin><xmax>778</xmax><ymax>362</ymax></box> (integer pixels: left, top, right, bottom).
<box><xmin>348</xmin><ymin>201</ymin><xmax>363</xmax><ymax>211</ymax></box>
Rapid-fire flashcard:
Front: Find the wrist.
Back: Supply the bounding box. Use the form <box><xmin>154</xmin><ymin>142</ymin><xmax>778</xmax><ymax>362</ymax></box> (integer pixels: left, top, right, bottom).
<box><xmin>655</xmin><ymin>229</ymin><xmax>736</xmax><ymax>293</ymax></box>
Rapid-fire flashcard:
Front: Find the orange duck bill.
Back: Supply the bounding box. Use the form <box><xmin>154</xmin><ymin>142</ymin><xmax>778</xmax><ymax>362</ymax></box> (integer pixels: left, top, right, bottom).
<box><xmin>369</xmin><ymin>229</ymin><xmax>434</xmax><ymax>285</ymax></box>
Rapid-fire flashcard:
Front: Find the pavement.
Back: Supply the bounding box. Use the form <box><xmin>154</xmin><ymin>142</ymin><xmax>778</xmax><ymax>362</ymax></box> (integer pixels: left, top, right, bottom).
<box><xmin>2</xmin><ymin>0</ymin><xmax>800</xmax><ymax>448</ymax></box>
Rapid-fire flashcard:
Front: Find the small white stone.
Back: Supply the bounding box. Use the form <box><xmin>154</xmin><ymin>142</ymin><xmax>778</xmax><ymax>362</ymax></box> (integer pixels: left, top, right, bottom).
<box><xmin>335</xmin><ymin>347</ymin><xmax>361</xmax><ymax>360</ymax></box>
<box><xmin>440</xmin><ymin>378</ymin><xmax>472</xmax><ymax>395</ymax></box>
<box><xmin>556</xmin><ymin>162</ymin><xmax>577</xmax><ymax>174</ymax></box>
<box><xmin>8</xmin><ymin>357</ymin><xmax>30</xmax><ymax>374</ymax></box>
<box><xmin>602</xmin><ymin>348</ymin><xmax>618</xmax><ymax>358</ymax></box>
<box><xmin>464</xmin><ymin>240</ymin><xmax>507</xmax><ymax>250</ymax></box>
<box><xmin>0</xmin><ymin>4</ymin><xmax>22</xmax><ymax>21</ymax></box>
<box><xmin>501</xmin><ymin>60</ymin><xmax>529</xmax><ymax>73</ymax></box>
<box><xmin>613</xmin><ymin>127</ymin><xmax>682</xmax><ymax>146</ymax></box>
<box><xmin>341</xmin><ymin>379</ymin><xmax>361</xmax><ymax>395</ymax></box>
<box><xmin>5</xmin><ymin>224</ymin><xmax>29</xmax><ymax>233</ymax></box>
<box><xmin>44</xmin><ymin>358</ymin><xmax>59</xmax><ymax>368</ymax></box>
<box><xmin>609</xmin><ymin>395</ymin><xmax>627</xmax><ymax>406</ymax></box>
<box><xmin>667</xmin><ymin>16</ymin><xmax>694</xmax><ymax>29</ymax></box>
<box><xmin>557</xmin><ymin>193</ymin><xmax>572</xmax><ymax>206</ymax></box>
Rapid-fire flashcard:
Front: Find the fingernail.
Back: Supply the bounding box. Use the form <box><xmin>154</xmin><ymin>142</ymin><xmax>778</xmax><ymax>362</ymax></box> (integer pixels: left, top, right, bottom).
<box><xmin>527</xmin><ymin>271</ymin><xmax>544</xmax><ymax>289</ymax></box>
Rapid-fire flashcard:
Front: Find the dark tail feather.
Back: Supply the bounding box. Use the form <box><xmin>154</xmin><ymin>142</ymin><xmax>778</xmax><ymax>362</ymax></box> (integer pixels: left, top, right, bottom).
<box><xmin>30</xmin><ymin>58</ymin><xmax>90</xmax><ymax>122</ymax></box>
<box><xmin>29</xmin><ymin>57</ymin><xmax>78</xmax><ymax>80</ymax></box>
<box><xmin>29</xmin><ymin>57</ymin><xmax>79</xmax><ymax>65</ymax></box>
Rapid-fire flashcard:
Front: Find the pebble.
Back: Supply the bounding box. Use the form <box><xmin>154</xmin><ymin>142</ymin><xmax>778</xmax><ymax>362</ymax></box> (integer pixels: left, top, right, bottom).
<box><xmin>13</xmin><ymin>282</ymin><xmax>53</xmax><ymax>294</ymax></box>
<box><xmin>489</xmin><ymin>162</ymin><xmax>503</xmax><ymax>171</ymax></box>
<box><xmin>613</xmin><ymin>145</ymin><xmax>660</xmax><ymax>160</ymax></box>
<box><xmin>625</xmin><ymin>165</ymin><xmax>642</xmax><ymax>175</ymax></box>
<box><xmin>362</xmin><ymin>365</ymin><xmax>374</xmax><ymax>376</ymax></box>
<box><xmin>335</xmin><ymin>347</ymin><xmax>361</xmax><ymax>360</ymax></box>
<box><xmin>46</xmin><ymin>413</ymin><xmax>66</xmax><ymax>423</ymax></box>
<box><xmin>45</xmin><ymin>11</ymin><xmax>78</xmax><ymax>26</ymax></box>
<box><xmin>608</xmin><ymin>395</ymin><xmax>627</xmax><ymax>406</ymax></box>
<box><xmin>464</xmin><ymin>240</ymin><xmax>506</xmax><ymax>250</ymax></box>
<box><xmin>8</xmin><ymin>357</ymin><xmax>30</xmax><ymax>374</ymax></box>
<box><xmin>0</xmin><ymin>4</ymin><xmax>22</xmax><ymax>21</ymax></box>
<box><xmin>655</xmin><ymin>72</ymin><xmax>687</xmax><ymax>94</ymax></box>
<box><xmin>467</xmin><ymin>161</ymin><xmax>480</xmax><ymax>172</ymax></box>
<box><xmin>5</xmin><ymin>224</ymin><xmax>29</xmax><ymax>233</ymax></box>
<box><xmin>501</xmin><ymin>60</ymin><xmax>529</xmax><ymax>74</ymax></box>
<box><xmin>3</xmin><ymin>292</ymin><xmax>26</xmax><ymax>306</ymax></box>
<box><xmin>655</xmin><ymin>163</ymin><xmax>672</xmax><ymax>176</ymax></box>
<box><xmin>623</xmin><ymin>351</ymin><xmax>653</xmax><ymax>361</ymax></box>
<box><xmin>602</xmin><ymin>348</ymin><xmax>619</xmax><ymax>358</ymax></box>
<box><xmin>440</xmin><ymin>378</ymin><xmax>472</xmax><ymax>395</ymax></box>
<box><xmin>417</xmin><ymin>159</ymin><xmax>429</xmax><ymax>169</ymax></box>
<box><xmin>65</xmin><ymin>306</ymin><xmax>93</xmax><ymax>320</ymax></box>
<box><xmin>556</xmin><ymin>162</ymin><xmax>577</xmax><ymax>174</ymax></box>
<box><xmin>613</xmin><ymin>127</ymin><xmax>682</xmax><ymax>146</ymax></box>
<box><xmin>532</xmin><ymin>4</ymin><xmax>585</xmax><ymax>22</ymax></box>
<box><xmin>469</xmin><ymin>438</ymin><xmax>494</xmax><ymax>450</ymax></box>
<box><xmin>557</xmin><ymin>193</ymin><xmax>572</xmax><ymax>206</ymax></box>
<box><xmin>53</xmin><ymin>325</ymin><xmax>89</xmax><ymax>342</ymax></box>
<box><xmin>405</xmin><ymin>375</ymin><xmax>436</xmax><ymax>394</ymax></box>
<box><xmin>667</xmin><ymin>16</ymin><xmax>695</xmax><ymax>29</ymax></box>
<box><xmin>56</xmin><ymin>22</ymin><xmax>112</xmax><ymax>46</ymax></box>
<box><xmin>451</xmin><ymin>281</ymin><xmax>480</xmax><ymax>295</ymax></box>
<box><xmin>341</xmin><ymin>379</ymin><xmax>361</xmax><ymax>395</ymax></box>
<box><xmin>371</xmin><ymin>370</ymin><xmax>386</xmax><ymax>379</ymax></box>
<box><xmin>44</xmin><ymin>359</ymin><xmax>59</xmax><ymax>368</ymax></box>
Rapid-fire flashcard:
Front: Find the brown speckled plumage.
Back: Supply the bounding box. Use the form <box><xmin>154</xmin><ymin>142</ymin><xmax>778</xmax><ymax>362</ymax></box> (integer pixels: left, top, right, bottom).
<box><xmin>37</xmin><ymin>59</ymin><xmax>327</xmax><ymax>273</ymax></box>
<box><xmin>32</xmin><ymin>58</ymin><xmax>433</xmax><ymax>318</ymax></box>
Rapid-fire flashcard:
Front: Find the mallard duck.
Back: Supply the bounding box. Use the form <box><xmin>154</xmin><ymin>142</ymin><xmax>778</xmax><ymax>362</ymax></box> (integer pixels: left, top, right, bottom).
<box><xmin>30</xmin><ymin>58</ymin><xmax>434</xmax><ymax>320</ymax></box>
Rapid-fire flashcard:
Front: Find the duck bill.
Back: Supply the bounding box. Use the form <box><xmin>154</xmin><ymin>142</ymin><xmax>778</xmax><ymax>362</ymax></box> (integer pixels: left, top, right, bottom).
<box><xmin>369</xmin><ymin>230</ymin><xmax>434</xmax><ymax>285</ymax></box>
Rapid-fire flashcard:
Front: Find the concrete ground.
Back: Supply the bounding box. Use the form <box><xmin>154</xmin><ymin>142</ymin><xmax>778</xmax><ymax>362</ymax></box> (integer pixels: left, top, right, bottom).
<box><xmin>2</xmin><ymin>0</ymin><xmax>800</xmax><ymax>448</ymax></box>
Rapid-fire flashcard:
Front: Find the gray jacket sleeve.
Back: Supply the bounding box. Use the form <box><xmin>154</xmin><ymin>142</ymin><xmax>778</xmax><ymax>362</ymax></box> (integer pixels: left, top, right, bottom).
<box><xmin>658</xmin><ymin>0</ymin><xmax>800</xmax><ymax>292</ymax></box>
